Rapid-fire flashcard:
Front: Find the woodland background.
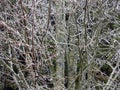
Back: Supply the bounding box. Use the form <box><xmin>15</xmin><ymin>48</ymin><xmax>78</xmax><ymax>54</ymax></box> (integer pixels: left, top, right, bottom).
<box><xmin>0</xmin><ymin>0</ymin><xmax>120</xmax><ymax>90</ymax></box>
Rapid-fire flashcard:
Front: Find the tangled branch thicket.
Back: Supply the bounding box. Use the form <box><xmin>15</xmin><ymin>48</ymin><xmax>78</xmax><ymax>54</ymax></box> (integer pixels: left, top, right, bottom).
<box><xmin>0</xmin><ymin>0</ymin><xmax>120</xmax><ymax>90</ymax></box>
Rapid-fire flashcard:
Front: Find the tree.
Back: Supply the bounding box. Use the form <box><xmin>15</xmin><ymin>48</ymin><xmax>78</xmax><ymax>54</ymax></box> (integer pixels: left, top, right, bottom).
<box><xmin>0</xmin><ymin>0</ymin><xmax>119</xmax><ymax>90</ymax></box>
